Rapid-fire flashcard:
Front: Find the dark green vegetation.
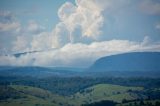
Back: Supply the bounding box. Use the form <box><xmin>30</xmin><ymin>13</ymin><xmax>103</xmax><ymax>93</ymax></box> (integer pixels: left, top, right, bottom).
<box><xmin>83</xmin><ymin>100</ymin><xmax>160</xmax><ymax>106</ymax></box>
<box><xmin>0</xmin><ymin>76</ymin><xmax>160</xmax><ymax>106</ymax></box>
<box><xmin>1</xmin><ymin>76</ymin><xmax>160</xmax><ymax>96</ymax></box>
<box><xmin>82</xmin><ymin>100</ymin><xmax>117</xmax><ymax>106</ymax></box>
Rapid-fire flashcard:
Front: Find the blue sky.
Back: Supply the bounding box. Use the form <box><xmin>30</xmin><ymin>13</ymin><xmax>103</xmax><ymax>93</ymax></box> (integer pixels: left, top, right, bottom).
<box><xmin>0</xmin><ymin>0</ymin><xmax>75</xmax><ymax>31</ymax></box>
<box><xmin>0</xmin><ymin>0</ymin><xmax>160</xmax><ymax>67</ymax></box>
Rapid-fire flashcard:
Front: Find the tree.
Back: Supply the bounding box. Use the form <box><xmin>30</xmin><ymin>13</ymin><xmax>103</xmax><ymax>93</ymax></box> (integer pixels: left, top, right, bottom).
<box><xmin>134</xmin><ymin>102</ymin><xmax>137</xmax><ymax>106</ymax></box>
<box><xmin>155</xmin><ymin>101</ymin><xmax>160</xmax><ymax>106</ymax></box>
<box><xmin>122</xmin><ymin>99</ymin><xmax>128</xmax><ymax>103</ymax></box>
<box><xmin>140</xmin><ymin>100</ymin><xmax>145</xmax><ymax>105</ymax></box>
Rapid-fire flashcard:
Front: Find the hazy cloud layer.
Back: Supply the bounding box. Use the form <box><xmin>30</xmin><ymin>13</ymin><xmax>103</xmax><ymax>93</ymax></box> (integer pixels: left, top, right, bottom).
<box><xmin>0</xmin><ymin>37</ymin><xmax>160</xmax><ymax>67</ymax></box>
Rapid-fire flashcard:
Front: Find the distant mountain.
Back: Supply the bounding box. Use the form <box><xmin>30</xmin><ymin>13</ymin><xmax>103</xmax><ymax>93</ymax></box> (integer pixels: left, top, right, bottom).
<box><xmin>0</xmin><ymin>66</ymin><xmax>84</xmax><ymax>78</ymax></box>
<box><xmin>89</xmin><ymin>52</ymin><xmax>160</xmax><ymax>72</ymax></box>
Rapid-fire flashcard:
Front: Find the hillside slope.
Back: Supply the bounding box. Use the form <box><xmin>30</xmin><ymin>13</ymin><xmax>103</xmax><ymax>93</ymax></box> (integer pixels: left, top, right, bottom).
<box><xmin>71</xmin><ymin>84</ymin><xmax>145</xmax><ymax>105</ymax></box>
<box><xmin>89</xmin><ymin>52</ymin><xmax>160</xmax><ymax>72</ymax></box>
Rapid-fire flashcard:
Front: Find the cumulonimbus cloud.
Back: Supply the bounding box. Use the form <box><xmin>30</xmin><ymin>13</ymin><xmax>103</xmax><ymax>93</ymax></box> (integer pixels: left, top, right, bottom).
<box><xmin>52</xmin><ymin>0</ymin><xmax>105</xmax><ymax>48</ymax></box>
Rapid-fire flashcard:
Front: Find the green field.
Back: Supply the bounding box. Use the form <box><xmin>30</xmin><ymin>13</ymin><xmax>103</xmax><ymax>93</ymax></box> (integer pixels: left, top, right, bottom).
<box><xmin>70</xmin><ymin>84</ymin><xmax>144</xmax><ymax>105</ymax></box>
<box><xmin>0</xmin><ymin>85</ymin><xmax>70</xmax><ymax>106</ymax></box>
<box><xmin>0</xmin><ymin>84</ymin><xmax>147</xmax><ymax>106</ymax></box>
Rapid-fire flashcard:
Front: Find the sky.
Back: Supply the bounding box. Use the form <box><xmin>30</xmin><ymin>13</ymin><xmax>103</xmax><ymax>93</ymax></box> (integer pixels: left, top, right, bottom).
<box><xmin>0</xmin><ymin>0</ymin><xmax>160</xmax><ymax>67</ymax></box>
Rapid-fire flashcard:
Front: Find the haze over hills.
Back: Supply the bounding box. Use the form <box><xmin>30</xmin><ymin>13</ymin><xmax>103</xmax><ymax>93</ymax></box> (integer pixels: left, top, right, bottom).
<box><xmin>0</xmin><ymin>52</ymin><xmax>160</xmax><ymax>78</ymax></box>
<box><xmin>89</xmin><ymin>52</ymin><xmax>160</xmax><ymax>72</ymax></box>
<box><xmin>0</xmin><ymin>66</ymin><xmax>84</xmax><ymax>78</ymax></box>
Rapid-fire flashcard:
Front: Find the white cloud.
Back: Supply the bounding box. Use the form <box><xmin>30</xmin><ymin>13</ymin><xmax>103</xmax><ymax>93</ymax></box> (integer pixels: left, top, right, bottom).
<box><xmin>27</xmin><ymin>20</ymin><xmax>45</xmax><ymax>34</ymax></box>
<box><xmin>52</xmin><ymin>0</ymin><xmax>105</xmax><ymax>48</ymax></box>
<box><xmin>1</xmin><ymin>37</ymin><xmax>160</xmax><ymax>67</ymax></box>
<box><xmin>52</xmin><ymin>0</ymin><xmax>136</xmax><ymax>48</ymax></box>
<box><xmin>58</xmin><ymin>2</ymin><xmax>76</xmax><ymax>21</ymax></box>
<box><xmin>8</xmin><ymin>21</ymin><xmax>51</xmax><ymax>53</ymax></box>
<box><xmin>141</xmin><ymin>36</ymin><xmax>152</xmax><ymax>46</ymax></box>
<box><xmin>0</xmin><ymin>11</ymin><xmax>15</xmax><ymax>22</ymax></box>
<box><xmin>11</xmin><ymin>31</ymin><xmax>53</xmax><ymax>53</ymax></box>
<box><xmin>139</xmin><ymin>0</ymin><xmax>160</xmax><ymax>15</ymax></box>
<box><xmin>0</xmin><ymin>11</ymin><xmax>20</xmax><ymax>32</ymax></box>
<box><xmin>12</xmin><ymin>36</ymin><xmax>29</xmax><ymax>53</ymax></box>
<box><xmin>31</xmin><ymin>32</ymin><xmax>52</xmax><ymax>51</ymax></box>
<box><xmin>52</xmin><ymin>23</ymin><xmax>70</xmax><ymax>48</ymax></box>
<box><xmin>0</xmin><ymin>22</ymin><xmax>20</xmax><ymax>32</ymax></box>
<box><xmin>156</xmin><ymin>23</ymin><xmax>160</xmax><ymax>30</ymax></box>
<box><xmin>0</xmin><ymin>11</ymin><xmax>51</xmax><ymax>53</ymax></box>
